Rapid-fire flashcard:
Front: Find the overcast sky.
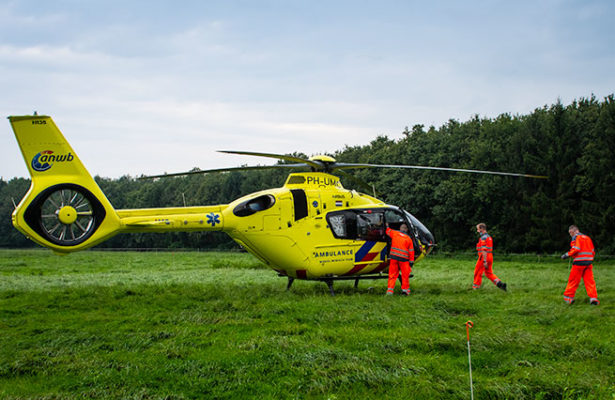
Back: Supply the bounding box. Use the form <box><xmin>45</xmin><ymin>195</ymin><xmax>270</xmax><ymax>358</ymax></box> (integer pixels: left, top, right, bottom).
<box><xmin>1</xmin><ymin>0</ymin><xmax>614</xmax><ymax>179</ymax></box>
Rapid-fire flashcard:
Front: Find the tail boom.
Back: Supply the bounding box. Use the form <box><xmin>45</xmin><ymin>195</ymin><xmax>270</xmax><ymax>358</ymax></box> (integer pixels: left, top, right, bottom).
<box><xmin>117</xmin><ymin>206</ymin><xmax>226</xmax><ymax>233</ymax></box>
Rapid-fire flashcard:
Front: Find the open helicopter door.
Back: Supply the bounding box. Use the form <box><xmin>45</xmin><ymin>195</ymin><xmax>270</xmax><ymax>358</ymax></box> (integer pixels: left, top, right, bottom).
<box><xmin>383</xmin><ymin>208</ymin><xmax>421</xmax><ymax>256</ymax></box>
<box><xmin>403</xmin><ymin>209</ymin><xmax>436</xmax><ymax>259</ymax></box>
<box><xmin>326</xmin><ymin>208</ymin><xmax>388</xmax><ymax>273</ymax></box>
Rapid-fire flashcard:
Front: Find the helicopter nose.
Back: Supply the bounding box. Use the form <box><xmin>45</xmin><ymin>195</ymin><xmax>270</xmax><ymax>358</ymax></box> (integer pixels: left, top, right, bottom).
<box><xmin>417</xmin><ymin>223</ymin><xmax>435</xmax><ymax>248</ymax></box>
<box><xmin>404</xmin><ymin>210</ymin><xmax>435</xmax><ymax>248</ymax></box>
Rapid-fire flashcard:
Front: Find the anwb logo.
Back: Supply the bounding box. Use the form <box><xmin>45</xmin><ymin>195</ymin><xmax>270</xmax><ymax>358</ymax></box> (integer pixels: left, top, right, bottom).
<box><xmin>31</xmin><ymin>150</ymin><xmax>74</xmax><ymax>172</ymax></box>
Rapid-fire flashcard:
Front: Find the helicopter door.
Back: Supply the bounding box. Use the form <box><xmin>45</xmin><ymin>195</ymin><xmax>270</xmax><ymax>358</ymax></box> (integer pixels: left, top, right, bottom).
<box><xmin>326</xmin><ymin>209</ymin><xmax>386</xmax><ymax>241</ymax></box>
<box><xmin>356</xmin><ymin>210</ymin><xmax>385</xmax><ymax>242</ymax></box>
<box><xmin>385</xmin><ymin>208</ymin><xmax>420</xmax><ymax>255</ymax></box>
<box><xmin>277</xmin><ymin>193</ymin><xmax>294</xmax><ymax>228</ymax></box>
<box><xmin>384</xmin><ymin>209</ymin><xmax>406</xmax><ymax>231</ymax></box>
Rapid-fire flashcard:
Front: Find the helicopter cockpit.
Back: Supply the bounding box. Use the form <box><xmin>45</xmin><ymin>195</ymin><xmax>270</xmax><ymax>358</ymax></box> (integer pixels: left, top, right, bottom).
<box><xmin>326</xmin><ymin>206</ymin><xmax>435</xmax><ymax>255</ymax></box>
<box><xmin>402</xmin><ymin>209</ymin><xmax>436</xmax><ymax>252</ymax></box>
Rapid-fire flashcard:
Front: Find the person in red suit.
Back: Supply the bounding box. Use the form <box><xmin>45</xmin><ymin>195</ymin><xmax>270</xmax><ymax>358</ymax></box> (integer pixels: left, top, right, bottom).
<box><xmin>385</xmin><ymin>223</ymin><xmax>414</xmax><ymax>295</ymax></box>
<box><xmin>561</xmin><ymin>225</ymin><xmax>599</xmax><ymax>305</ymax></box>
<box><xmin>473</xmin><ymin>223</ymin><xmax>507</xmax><ymax>291</ymax></box>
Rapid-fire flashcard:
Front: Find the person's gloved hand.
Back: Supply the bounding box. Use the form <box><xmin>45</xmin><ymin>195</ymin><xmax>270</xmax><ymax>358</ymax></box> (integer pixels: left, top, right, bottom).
<box><xmin>561</xmin><ymin>253</ymin><xmax>569</xmax><ymax>260</ymax></box>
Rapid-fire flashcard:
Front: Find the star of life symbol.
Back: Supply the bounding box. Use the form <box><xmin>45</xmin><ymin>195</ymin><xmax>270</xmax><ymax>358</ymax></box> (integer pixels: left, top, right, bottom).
<box><xmin>206</xmin><ymin>212</ymin><xmax>221</xmax><ymax>227</ymax></box>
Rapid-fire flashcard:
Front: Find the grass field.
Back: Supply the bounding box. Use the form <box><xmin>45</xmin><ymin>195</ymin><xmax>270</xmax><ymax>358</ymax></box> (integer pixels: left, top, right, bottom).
<box><xmin>0</xmin><ymin>249</ymin><xmax>613</xmax><ymax>399</ymax></box>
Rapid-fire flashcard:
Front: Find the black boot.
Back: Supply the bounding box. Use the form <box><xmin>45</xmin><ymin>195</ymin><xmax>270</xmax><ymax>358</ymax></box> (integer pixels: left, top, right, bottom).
<box><xmin>497</xmin><ymin>281</ymin><xmax>507</xmax><ymax>292</ymax></box>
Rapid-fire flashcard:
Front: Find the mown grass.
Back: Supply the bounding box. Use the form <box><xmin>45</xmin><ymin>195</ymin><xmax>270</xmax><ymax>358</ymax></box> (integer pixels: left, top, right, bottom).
<box><xmin>0</xmin><ymin>249</ymin><xmax>613</xmax><ymax>399</ymax></box>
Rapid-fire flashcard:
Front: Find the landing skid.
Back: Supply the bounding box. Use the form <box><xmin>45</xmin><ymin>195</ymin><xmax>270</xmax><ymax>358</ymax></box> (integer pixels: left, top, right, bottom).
<box><xmin>282</xmin><ymin>273</ymin><xmax>413</xmax><ymax>296</ymax></box>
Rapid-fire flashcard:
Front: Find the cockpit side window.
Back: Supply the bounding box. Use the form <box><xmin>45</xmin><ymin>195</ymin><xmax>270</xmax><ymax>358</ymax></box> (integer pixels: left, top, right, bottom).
<box><xmin>328</xmin><ymin>214</ymin><xmax>347</xmax><ymax>237</ymax></box>
<box><xmin>233</xmin><ymin>194</ymin><xmax>276</xmax><ymax>217</ymax></box>
<box><xmin>385</xmin><ymin>209</ymin><xmax>406</xmax><ymax>230</ymax></box>
<box><xmin>356</xmin><ymin>212</ymin><xmax>385</xmax><ymax>241</ymax></box>
<box><xmin>326</xmin><ymin>211</ymin><xmax>356</xmax><ymax>239</ymax></box>
<box><xmin>326</xmin><ymin>209</ymin><xmax>384</xmax><ymax>241</ymax></box>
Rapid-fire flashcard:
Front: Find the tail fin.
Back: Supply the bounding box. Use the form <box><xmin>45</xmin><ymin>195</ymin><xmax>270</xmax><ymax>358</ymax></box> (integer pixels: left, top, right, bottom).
<box><xmin>8</xmin><ymin>115</ymin><xmax>121</xmax><ymax>252</ymax></box>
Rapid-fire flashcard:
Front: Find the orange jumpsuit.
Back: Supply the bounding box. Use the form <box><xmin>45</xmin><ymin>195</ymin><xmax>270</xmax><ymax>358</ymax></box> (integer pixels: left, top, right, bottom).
<box><xmin>563</xmin><ymin>233</ymin><xmax>598</xmax><ymax>304</ymax></box>
<box><xmin>473</xmin><ymin>233</ymin><xmax>502</xmax><ymax>289</ymax></box>
<box><xmin>386</xmin><ymin>227</ymin><xmax>414</xmax><ymax>295</ymax></box>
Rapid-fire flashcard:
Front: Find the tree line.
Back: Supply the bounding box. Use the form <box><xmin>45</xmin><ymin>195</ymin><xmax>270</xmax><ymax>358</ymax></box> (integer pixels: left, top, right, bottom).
<box><xmin>1</xmin><ymin>95</ymin><xmax>614</xmax><ymax>254</ymax></box>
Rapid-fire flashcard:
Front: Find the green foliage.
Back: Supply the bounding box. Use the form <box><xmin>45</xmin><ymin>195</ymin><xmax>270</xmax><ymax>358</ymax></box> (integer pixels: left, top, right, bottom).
<box><xmin>335</xmin><ymin>94</ymin><xmax>615</xmax><ymax>253</ymax></box>
<box><xmin>0</xmin><ymin>178</ymin><xmax>31</xmax><ymax>248</ymax></box>
<box><xmin>0</xmin><ymin>250</ymin><xmax>614</xmax><ymax>399</ymax></box>
<box><xmin>2</xmin><ymin>95</ymin><xmax>615</xmax><ymax>252</ymax></box>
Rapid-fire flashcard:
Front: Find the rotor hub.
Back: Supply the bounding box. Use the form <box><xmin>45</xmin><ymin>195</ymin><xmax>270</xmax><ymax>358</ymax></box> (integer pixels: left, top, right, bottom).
<box><xmin>308</xmin><ymin>155</ymin><xmax>337</xmax><ymax>163</ymax></box>
<box><xmin>57</xmin><ymin>205</ymin><xmax>78</xmax><ymax>225</ymax></box>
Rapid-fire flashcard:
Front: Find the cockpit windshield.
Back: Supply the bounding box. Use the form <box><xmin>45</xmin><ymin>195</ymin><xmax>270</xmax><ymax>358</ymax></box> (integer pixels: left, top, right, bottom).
<box><xmin>403</xmin><ymin>210</ymin><xmax>436</xmax><ymax>248</ymax></box>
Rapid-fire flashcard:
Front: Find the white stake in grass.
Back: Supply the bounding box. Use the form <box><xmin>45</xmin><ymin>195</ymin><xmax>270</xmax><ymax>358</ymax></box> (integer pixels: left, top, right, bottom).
<box><xmin>465</xmin><ymin>320</ymin><xmax>475</xmax><ymax>400</ymax></box>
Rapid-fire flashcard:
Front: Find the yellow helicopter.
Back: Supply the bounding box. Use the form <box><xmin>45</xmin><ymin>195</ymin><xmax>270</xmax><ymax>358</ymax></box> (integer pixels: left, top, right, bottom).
<box><xmin>8</xmin><ymin>115</ymin><xmax>547</xmax><ymax>294</ymax></box>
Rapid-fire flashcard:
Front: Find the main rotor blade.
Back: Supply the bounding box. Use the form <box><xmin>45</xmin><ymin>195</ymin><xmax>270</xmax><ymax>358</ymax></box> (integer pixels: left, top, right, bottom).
<box><xmin>218</xmin><ymin>150</ymin><xmax>324</xmax><ymax>170</ymax></box>
<box><xmin>336</xmin><ymin>170</ymin><xmax>383</xmax><ymax>198</ymax></box>
<box><xmin>332</xmin><ymin>163</ymin><xmax>548</xmax><ymax>179</ymax></box>
<box><xmin>139</xmin><ymin>163</ymin><xmax>308</xmax><ymax>179</ymax></box>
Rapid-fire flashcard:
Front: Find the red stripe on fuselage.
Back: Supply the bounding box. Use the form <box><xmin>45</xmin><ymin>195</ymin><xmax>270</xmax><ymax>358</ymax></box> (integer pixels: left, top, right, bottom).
<box><xmin>343</xmin><ymin>264</ymin><xmax>368</xmax><ymax>276</ymax></box>
<box><xmin>372</xmin><ymin>261</ymin><xmax>389</xmax><ymax>273</ymax></box>
<box><xmin>361</xmin><ymin>252</ymin><xmax>378</xmax><ymax>262</ymax></box>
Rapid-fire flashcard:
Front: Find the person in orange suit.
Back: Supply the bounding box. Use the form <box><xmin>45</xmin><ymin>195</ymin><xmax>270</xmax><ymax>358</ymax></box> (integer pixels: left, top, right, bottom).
<box><xmin>385</xmin><ymin>223</ymin><xmax>414</xmax><ymax>295</ymax></box>
<box><xmin>473</xmin><ymin>223</ymin><xmax>507</xmax><ymax>291</ymax></box>
<box><xmin>561</xmin><ymin>225</ymin><xmax>599</xmax><ymax>305</ymax></box>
